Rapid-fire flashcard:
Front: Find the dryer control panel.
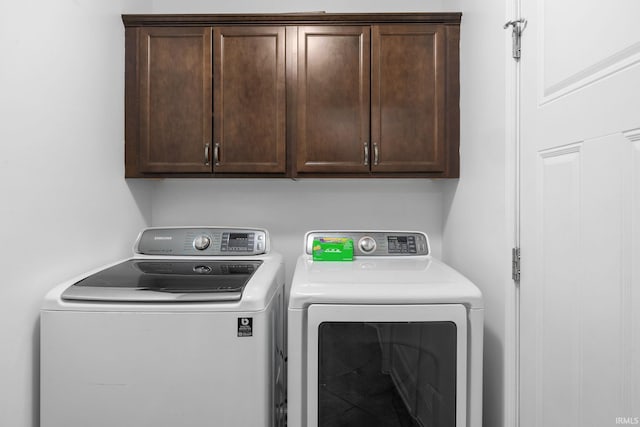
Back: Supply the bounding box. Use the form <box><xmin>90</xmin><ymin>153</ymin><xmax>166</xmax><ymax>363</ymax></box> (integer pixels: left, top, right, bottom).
<box><xmin>305</xmin><ymin>231</ymin><xmax>429</xmax><ymax>257</ymax></box>
<box><xmin>136</xmin><ymin>227</ymin><xmax>268</xmax><ymax>256</ymax></box>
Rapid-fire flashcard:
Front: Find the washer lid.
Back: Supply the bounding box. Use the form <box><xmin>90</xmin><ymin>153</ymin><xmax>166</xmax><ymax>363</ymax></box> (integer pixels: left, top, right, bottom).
<box><xmin>61</xmin><ymin>260</ymin><xmax>262</xmax><ymax>303</ymax></box>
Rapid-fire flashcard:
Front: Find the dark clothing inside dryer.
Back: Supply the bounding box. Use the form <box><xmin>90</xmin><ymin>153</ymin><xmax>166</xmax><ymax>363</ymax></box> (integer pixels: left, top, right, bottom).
<box><xmin>318</xmin><ymin>322</ymin><xmax>457</xmax><ymax>427</ymax></box>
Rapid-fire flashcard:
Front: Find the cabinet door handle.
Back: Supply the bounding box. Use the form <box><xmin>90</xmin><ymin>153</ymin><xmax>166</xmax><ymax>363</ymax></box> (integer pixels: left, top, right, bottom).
<box><xmin>204</xmin><ymin>143</ymin><xmax>210</xmax><ymax>166</ymax></box>
<box><xmin>214</xmin><ymin>143</ymin><xmax>220</xmax><ymax>166</ymax></box>
<box><xmin>373</xmin><ymin>143</ymin><xmax>379</xmax><ymax>166</ymax></box>
<box><xmin>364</xmin><ymin>142</ymin><xmax>369</xmax><ymax>166</ymax></box>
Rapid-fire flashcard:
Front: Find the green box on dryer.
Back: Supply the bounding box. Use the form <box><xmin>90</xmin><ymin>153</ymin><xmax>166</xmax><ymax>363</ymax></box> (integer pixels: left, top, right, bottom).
<box><xmin>312</xmin><ymin>237</ymin><xmax>354</xmax><ymax>261</ymax></box>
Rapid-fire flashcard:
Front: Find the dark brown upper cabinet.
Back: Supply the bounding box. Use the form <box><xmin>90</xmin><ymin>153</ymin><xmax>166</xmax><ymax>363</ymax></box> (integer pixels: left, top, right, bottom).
<box><xmin>295</xmin><ymin>26</ymin><xmax>371</xmax><ymax>174</ymax></box>
<box><xmin>293</xmin><ymin>23</ymin><xmax>459</xmax><ymax>177</ymax></box>
<box><xmin>125</xmin><ymin>24</ymin><xmax>286</xmax><ymax>177</ymax></box>
<box><xmin>371</xmin><ymin>24</ymin><xmax>447</xmax><ymax>173</ymax></box>
<box><xmin>134</xmin><ymin>27</ymin><xmax>212</xmax><ymax>174</ymax></box>
<box><xmin>123</xmin><ymin>13</ymin><xmax>460</xmax><ymax>178</ymax></box>
<box><xmin>213</xmin><ymin>26</ymin><xmax>286</xmax><ymax>174</ymax></box>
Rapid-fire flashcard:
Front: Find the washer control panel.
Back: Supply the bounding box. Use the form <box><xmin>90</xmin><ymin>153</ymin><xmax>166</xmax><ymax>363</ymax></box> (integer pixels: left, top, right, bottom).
<box><xmin>136</xmin><ymin>227</ymin><xmax>268</xmax><ymax>256</ymax></box>
<box><xmin>305</xmin><ymin>231</ymin><xmax>429</xmax><ymax>257</ymax></box>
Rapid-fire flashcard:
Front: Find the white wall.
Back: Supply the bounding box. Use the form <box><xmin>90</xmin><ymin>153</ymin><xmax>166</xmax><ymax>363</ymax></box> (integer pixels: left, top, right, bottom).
<box><xmin>441</xmin><ymin>1</ymin><xmax>513</xmax><ymax>427</ymax></box>
<box><xmin>0</xmin><ymin>1</ymin><xmax>152</xmax><ymax>426</ymax></box>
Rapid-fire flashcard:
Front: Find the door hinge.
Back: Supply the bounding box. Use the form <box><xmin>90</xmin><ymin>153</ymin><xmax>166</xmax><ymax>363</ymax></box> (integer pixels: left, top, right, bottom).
<box><xmin>504</xmin><ymin>18</ymin><xmax>527</xmax><ymax>61</ymax></box>
<box><xmin>512</xmin><ymin>247</ymin><xmax>521</xmax><ymax>282</ymax></box>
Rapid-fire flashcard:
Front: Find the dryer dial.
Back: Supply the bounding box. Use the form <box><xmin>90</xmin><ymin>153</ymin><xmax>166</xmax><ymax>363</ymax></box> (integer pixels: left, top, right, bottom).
<box><xmin>358</xmin><ymin>236</ymin><xmax>377</xmax><ymax>253</ymax></box>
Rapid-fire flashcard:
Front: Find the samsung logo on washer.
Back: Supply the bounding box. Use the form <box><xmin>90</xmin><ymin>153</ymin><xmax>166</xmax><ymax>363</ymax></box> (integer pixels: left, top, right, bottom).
<box><xmin>154</xmin><ymin>236</ymin><xmax>173</xmax><ymax>240</ymax></box>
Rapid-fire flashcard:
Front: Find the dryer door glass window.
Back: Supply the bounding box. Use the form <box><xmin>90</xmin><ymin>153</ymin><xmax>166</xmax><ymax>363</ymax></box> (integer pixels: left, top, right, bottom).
<box><xmin>317</xmin><ymin>321</ymin><xmax>456</xmax><ymax>427</ymax></box>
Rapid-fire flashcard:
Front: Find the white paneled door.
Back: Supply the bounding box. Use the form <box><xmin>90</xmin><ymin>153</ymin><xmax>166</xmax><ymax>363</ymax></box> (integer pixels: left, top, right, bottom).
<box><xmin>519</xmin><ymin>0</ymin><xmax>640</xmax><ymax>426</ymax></box>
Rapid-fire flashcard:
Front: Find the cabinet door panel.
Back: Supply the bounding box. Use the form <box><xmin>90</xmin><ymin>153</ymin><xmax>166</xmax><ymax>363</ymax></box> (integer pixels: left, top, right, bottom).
<box><xmin>213</xmin><ymin>27</ymin><xmax>286</xmax><ymax>173</ymax></box>
<box><xmin>139</xmin><ymin>27</ymin><xmax>212</xmax><ymax>173</ymax></box>
<box><xmin>296</xmin><ymin>26</ymin><xmax>370</xmax><ymax>173</ymax></box>
<box><xmin>372</xmin><ymin>25</ymin><xmax>446</xmax><ymax>173</ymax></box>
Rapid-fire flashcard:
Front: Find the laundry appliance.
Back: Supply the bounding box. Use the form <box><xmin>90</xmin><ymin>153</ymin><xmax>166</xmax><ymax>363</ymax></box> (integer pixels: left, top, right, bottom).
<box><xmin>287</xmin><ymin>231</ymin><xmax>483</xmax><ymax>427</ymax></box>
<box><xmin>41</xmin><ymin>227</ymin><xmax>285</xmax><ymax>427</ymax></box>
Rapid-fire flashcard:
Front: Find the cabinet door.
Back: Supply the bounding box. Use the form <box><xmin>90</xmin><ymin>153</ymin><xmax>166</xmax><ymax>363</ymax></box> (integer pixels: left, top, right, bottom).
<box><xmin>138</xmin><ymin>27</ymin><xmax>212</xmax><ymax>173</ymax></box>
<box><xmin>213</xmin><ymin>27</ymin><xmax>286</xmax><ymax>173</ymax></box>
<box><xmin>371</xmin><ymin>25</ymin><xmax>446</xmax><ymax>173</ymax></box>
<box><xmin>296</xmin><ymin>26</ymin><xmax>370</xmax><ymax>173</ymax></box>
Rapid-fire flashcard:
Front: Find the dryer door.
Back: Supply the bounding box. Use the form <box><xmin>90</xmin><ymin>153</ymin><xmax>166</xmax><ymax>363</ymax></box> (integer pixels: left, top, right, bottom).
<box><xmin>307</xmin><ymin>304</ymin><xmax>467</xmax><ymax>427</ymax></box>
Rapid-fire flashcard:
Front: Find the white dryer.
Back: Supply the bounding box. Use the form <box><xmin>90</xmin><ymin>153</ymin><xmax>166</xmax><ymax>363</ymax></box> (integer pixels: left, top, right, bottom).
<box><xmin>287</xmin><ymin>231</ymin><xmax>483</xmax><ymax>427</ymax></box>
<box><xmin>41</xmin><ymin>227</ymin><xmax>285</xmax><ymax>427</ymax></box>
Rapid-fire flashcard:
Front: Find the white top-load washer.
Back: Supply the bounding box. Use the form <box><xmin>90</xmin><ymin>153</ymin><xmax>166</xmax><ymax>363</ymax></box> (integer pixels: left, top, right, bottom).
<box><xmin>288</xmin><ymin>231</ymin><xmax>483</xmax><ymax>427</ymax></box>
<box><xmin>41</xmin><ymin>227</ymin><xmax>285</xmax><ymax>427</ymax></box>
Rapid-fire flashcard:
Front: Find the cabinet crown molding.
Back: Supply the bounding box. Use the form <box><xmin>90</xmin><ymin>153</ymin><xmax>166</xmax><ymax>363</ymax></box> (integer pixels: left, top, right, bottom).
<box><xmin>122</xmin><ymin>12</ymin><xmax>462</xmax><ymax>27</ymax></box>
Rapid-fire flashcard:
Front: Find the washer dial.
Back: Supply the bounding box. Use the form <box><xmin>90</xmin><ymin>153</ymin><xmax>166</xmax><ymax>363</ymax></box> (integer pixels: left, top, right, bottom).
<box><xmin>193</xmin><ymin>235</ymin><xmax>211</xmax><ymax>251</ymax></box>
